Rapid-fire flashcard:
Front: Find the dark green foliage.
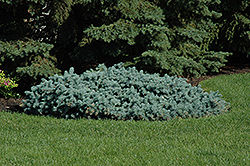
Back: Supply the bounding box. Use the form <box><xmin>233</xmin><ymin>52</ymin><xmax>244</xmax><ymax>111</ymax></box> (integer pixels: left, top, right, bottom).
<box><xmin>56</xmin><ymin>0</ymin><xmax>230</xmax><ymax>76</ymax></box>
<box><xmin>19</xmin><ymin>0</ymin><xmax>230</xmax><ymax>77</ymax></box>
<box><xmin>0</xmin><ymin>39</ymin><xmax>60</xmax><ymax>93</ymax></box>
<box><xmin>1</xmin><ymin>0</ymin><xmax>249</xmax><ymax>95</ymax></box>
<box><xmin>0</xmin><ymin>40</ymin><xmax>59</xmax><ymax>78</ymax></box>
<box><xmin>213</xmin><ymin>1</ymin><xmax>250</xmax><ymax>58</ymax></box>
<box><xmin>23</xmin><ymin>63</ymin><xmax>230</xmax><ymax>120</ymax></box>
<box><xmin>0</xmin><ymin>0</ymin><xmax>61</xmax><ymax>93</ymax></box>
<box><xmin>69</xmin><ymin>0</ymin><xmax>232</xmax><ymax>77</ymax></box>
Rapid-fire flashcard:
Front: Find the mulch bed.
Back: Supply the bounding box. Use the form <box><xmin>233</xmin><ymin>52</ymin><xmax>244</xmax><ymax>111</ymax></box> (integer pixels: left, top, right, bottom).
<box><xmin>1</xmin><ymin>64</ymin><xmax>250</xmax><ymax>113</ymax></box>
<box><xmin>0</xmin><ymin>98</ymin><xmax>24</xmax><ymax>113</ymax></box>
<box><xmin>186</xmin><ymin>63</ymin><xmax>250</xmax><ymax>86</ymax></box>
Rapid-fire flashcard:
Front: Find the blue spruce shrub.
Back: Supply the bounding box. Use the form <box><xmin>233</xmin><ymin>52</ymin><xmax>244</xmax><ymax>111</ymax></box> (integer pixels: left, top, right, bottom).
<box><xmin>23</xmin><ymin>63</ymin><xmax>230</xmax><ymax>120</ymax></box>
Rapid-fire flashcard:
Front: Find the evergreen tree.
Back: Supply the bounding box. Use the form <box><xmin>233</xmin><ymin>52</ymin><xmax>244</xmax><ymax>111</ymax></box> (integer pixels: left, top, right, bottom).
<box><xmin>1</xmin><ymin>0</ymin><xmax>249</xmax><ymax>94</ymax></box>
<box><xmin>54</xmin><ymin>0</ymin><xmax>232</xmax><ymax>76</ymax></box>
<box><xmin>0</xmin><ymin>0</ymin><xmax>60</xmax><ymax>92</ymax></box>
<box><xmin>213</xmin><ymin>0</ymin><xmax>250</xmax><ymax>60</ymax></box>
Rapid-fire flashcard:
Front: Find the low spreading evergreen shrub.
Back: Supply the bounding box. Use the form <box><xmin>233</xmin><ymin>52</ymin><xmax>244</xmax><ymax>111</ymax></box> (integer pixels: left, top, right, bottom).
<box><xmin>23</xmin><ymin>63</ymin><xmax>230</xmax><ymax>120</ymax></box>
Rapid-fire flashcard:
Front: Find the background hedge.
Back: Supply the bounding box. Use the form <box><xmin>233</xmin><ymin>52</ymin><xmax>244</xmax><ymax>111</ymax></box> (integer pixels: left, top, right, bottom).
<box><xmin>0</xmin><ymin>0</ymin><xmax>249</xmax><ymax>93</ymax></box>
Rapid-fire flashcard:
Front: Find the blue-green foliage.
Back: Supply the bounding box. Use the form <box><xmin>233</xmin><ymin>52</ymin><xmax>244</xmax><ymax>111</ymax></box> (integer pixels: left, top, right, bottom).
<box><xmin>23</xmin><ymin>63</ymin><xmax>230</xmax><ymax>120</ymax></box>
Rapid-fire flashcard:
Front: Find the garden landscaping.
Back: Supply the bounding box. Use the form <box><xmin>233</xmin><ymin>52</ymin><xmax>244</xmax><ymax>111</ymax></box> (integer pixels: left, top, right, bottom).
<box><xmin>0</xmin><ymin>70</ymin><xmax>249</xmax><ymax>165</ymax></box>
<box><xmin>1</xmin><ymin>0</ymin><xmax>250</xmax><ymax>164</ymax></box>
<box><xmin>1</xmin><ymin>63</ymin><xmax>249</xmax><ymax>114</ymax></box>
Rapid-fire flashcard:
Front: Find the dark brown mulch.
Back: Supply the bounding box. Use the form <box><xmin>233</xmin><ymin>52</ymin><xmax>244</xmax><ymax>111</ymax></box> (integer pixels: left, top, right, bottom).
<box><xmin>0</xmin><ymin>97</ymin><xmax>24</xmax><ymax>113</ymax></box>
<box><xmin>1</xmin><ymin>64</ymin><xmax>250</xmax><ymax>113</ymax></box>
<box><xmin>187</xmin><ymin>64</ymin><xmax>250</xmax><ymax>86</ymax></box>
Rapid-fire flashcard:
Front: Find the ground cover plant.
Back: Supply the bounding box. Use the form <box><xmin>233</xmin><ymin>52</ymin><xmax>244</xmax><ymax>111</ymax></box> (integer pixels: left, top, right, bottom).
<box><xmin>22</xmin><ymin>63</ymin><xmax>230</xmax><ymax>120</ymax></box>
<box><xmin>0</xmin><ymin>73</ymin><xmax>249</xmax><ymax>165</ymax></box>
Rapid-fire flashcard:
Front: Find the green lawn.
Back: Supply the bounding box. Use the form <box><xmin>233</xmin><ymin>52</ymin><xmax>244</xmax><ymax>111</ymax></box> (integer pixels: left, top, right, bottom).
<box><xmin>0</xmin><ymin>73</ymin><xmax>249</xmax><ymax>165</ymax></box>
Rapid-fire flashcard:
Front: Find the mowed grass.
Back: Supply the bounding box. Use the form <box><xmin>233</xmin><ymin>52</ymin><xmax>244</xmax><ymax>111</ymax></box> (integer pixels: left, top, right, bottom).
<box><xmin>0</xmin><ymin>73</ymin><xmax>249</xmax><ymax>165</ymax></box>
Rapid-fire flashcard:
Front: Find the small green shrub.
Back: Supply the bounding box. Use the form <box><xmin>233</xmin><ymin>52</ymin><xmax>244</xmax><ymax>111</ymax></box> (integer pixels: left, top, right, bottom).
<box><xmin>23</xmin><ymin>63</ymin><xmax>230</xmax><ymax>120</ymax></box>
<box><xmin>0</xmin><ymin>69</ymin><xmax>20</xmax><ymax>99</ymax></box>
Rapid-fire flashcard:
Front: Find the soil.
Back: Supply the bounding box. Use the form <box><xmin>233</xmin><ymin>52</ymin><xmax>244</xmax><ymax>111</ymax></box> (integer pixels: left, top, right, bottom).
<box><xmin>1</xmin><ymin>63</ymin><xmax>250</xmax><ymax>113</ymax></box>
<box><xmin>0</xmin><ymin>97</ymin><xmax>24</xmax><ymax>113</ymax></box>
<box><xmin>186</xmin><ymin>63</ymin><xmax>250</xmax><ymax>86</ymax></box>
